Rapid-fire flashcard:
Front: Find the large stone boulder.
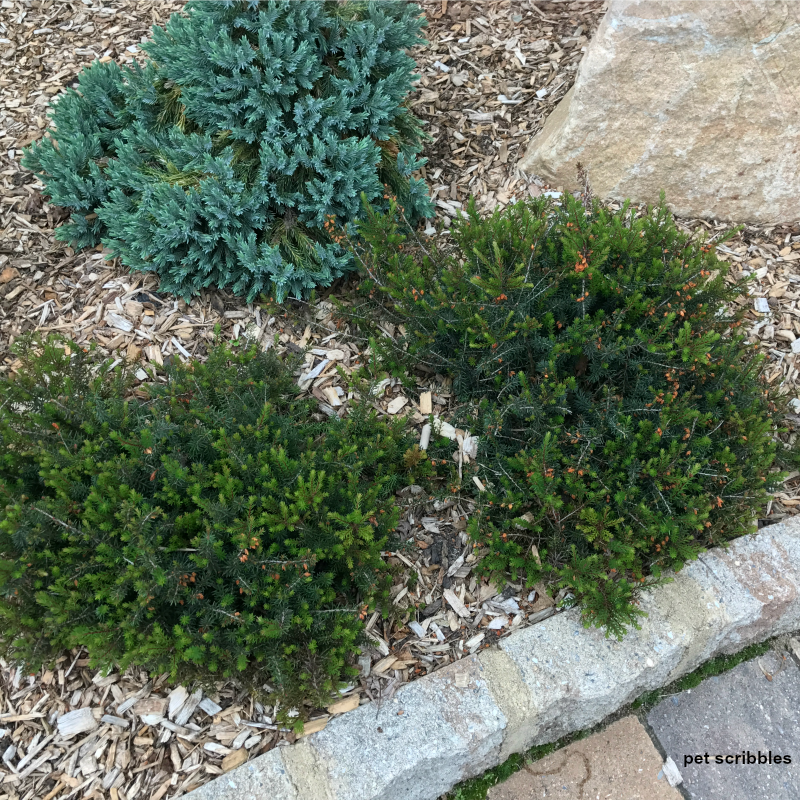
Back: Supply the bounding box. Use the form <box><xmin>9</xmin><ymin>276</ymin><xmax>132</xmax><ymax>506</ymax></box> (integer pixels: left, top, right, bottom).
<box><xmin>518</xmin><ymin>1</ymin><xmax>800</xmax><ymax>223</ymax></box>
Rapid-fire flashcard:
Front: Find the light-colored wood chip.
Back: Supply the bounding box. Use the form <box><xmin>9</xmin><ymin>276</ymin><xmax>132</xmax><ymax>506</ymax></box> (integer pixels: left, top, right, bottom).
<box><xmin>298</xmin><ymin>717</ymin><xmax>329</xmax><ymax>737</ymax></box>
<box><xmin>327</xmin><ymin>694</ymin><xmax>360</xmax><ymax>715</ymax></box>
<box><xmin>372</xmin><ymin>655</ymin><xmax>399</xmax><ymax>675</ymax></box>
<box><xmin>443</xmin><ymin>588</ymin><xmax>470</xmax><ymax>618</ymax></box>
<box><xmin>387</xmin><ymin>395</ymin><xmax>409</xmax><ymax>414</ymax></box>
<box><xmin>221</xmin><ymin>748</ymin><xmax>249</xmax><ymax>772</ymax></box>
<box><xmin>57</xmin><ymin>708</ymin><xmax>98</xmax><ymax>737</ymax></box>
<box><xmin>419</xmin><ymin>391</ymin><xmax>433</xmax><ymax>414</ymax></box>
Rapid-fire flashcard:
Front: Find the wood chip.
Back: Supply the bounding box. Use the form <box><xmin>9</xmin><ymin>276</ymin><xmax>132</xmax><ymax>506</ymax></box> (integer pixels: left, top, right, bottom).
<box><xmin>662</xmin><ymin>757</ymin><xmax>684</xmax><ymax>787</ymax></box>
<box><xmin>443</xmin><ymin>588</ymin><xmax>470</xmax><ymax>618</ymax></box>
<box><xmin>57</xmin><ymin>708</ymin><xmax>98</xmax><ymax>737</ymax></box>
<box><xmin>106</xmin><ymin>312</ymin><xmax>134</xmax><ymax>332</ymax></box>
<box><xmin>323</xmin><ymin>386</ymin><xmax>343</xmax><ymax>407</ymax></box>
<box><xmin>298</xmin><ymin>717</ymin><xmax>329</xmax><ymax>737</ymax></box>
<box><xmin>419</xmin><ymin>391</ymin><xmax>433</xmax><ymax>414</ymax></box>
<box><xmin>326</xmin><ymin>694</ymin><xmax>360</xmax><ymax>715</ymax></box>
<box><xmin>221</xmin><ymin>748</ymin><xmax>248</xmax><ymax>772</ymax></box>
<box><xmin>100</xmin><ymin>715</ymin><xmax>129</xmax><ymax>728</ymax></box>
<box><xmin>420</xmin><ymin>423</ymin><xmax>432</xmax><ymax>450</ymax></box>
<box><xmin>0</xmin><ymin>267</ymin><xmax>20</xmax><ymax>284</ymax></box>
<box><xmin>387</xmin><ymin>395</ymin><xmax>409</xmax><ymax>414</ymax></box>
<box><xmin>134</xmin><ymin>696</ymin><xmax>166</xmax><ymax>721</ymax></box>
<box><xmin>198</xmin><ymin>697</ymin><xmax>222</xmax><ymax>717</ymax></box>
<box><xmin>174</xmin><ymin>689</ymin><xmax>203</xmax><ymax>726</ymax></box>
<box><xmin>167</xmin><ymin>685</ymin><xmax>189</xmax><ymax>720</ymax></box>
<box><xmin>372</xmin><ymin>655</ymin><xmax>399</xmax><ymax>675</ymax></box>
<box><xmin>204</xmin><ymin>742</ymin><xmax>231</xmax><ymax>756</ymax></box>
<box><xmin>0</xmin><ymin>713</ymin><xmax>44</xmax><ymax>723</ymax></box>
<box><xmin>433</xmin><ymin>418</ymin><xmax>458</xmax><ymax>440</ymax></box>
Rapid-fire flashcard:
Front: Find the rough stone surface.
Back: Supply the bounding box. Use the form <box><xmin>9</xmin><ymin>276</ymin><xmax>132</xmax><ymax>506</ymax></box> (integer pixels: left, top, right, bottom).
<box><xmin>186</xmin><ymin>747</ymin><xmax>296</xmax><ymax>800</ymax></box>
<box><xmin>671</xmin><ymin>527</ymin><xmax>800</xmax><ymax>675</ymax></box>
<box><xmin>307</xmin><ymin>654</ymin><xmax>507</xmax><ymax>800</ymax></box>
<box><xmin>518</xmin><ymin>1</ymin><xmax>800</xmax><ymax>224</ymax></box>
<box><xmin>493</xmin><ymin>521</ymin><xmax>800</xmax><ymax>754</ymax></box>
<box><xmin>648</xmin><ymin>650</ymin><xmax>800</xmax><ymax>799</ymax></box>
<box><xmin>282</xmin><ymin>740</ymin><xmax>334</xmax><ymax>800</ymax></box>
<box><xmin>486</xmin><ymin>716</ymin><xmax>682</xmax><ymax>800</ymax></box>
<box><xmin>635</xmin><ymin>564</ymin><xmax>732</xmax><ymax>686</ymax></box>
<box><xmin>709</xmin><ymin>526</ymin><xmax>800</xmax><ymax>645</ymax></box>
<box><xmin>494</xmin><ymin>603</ymin><xmax>680</xmax><ymax>753</ymax></box>
<box><xmin>478</xmin><ymin>649</ymin><xmax>533</xmax><ymax>762</ymax></box>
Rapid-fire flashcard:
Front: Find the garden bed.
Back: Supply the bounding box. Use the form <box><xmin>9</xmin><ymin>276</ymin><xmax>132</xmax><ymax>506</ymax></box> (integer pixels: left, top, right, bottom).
<box><xmin>1</xmin><ymin>2</ymin><xmax>800</xmax><ymax>800</ymax></box>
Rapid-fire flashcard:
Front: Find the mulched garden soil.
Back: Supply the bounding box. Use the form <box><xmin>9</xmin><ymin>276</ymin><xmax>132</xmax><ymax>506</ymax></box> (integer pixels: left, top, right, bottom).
<box><xmin>1</xmin><ymin>1</ymin><xmax>799</xmax><ymax>798</ymax></box>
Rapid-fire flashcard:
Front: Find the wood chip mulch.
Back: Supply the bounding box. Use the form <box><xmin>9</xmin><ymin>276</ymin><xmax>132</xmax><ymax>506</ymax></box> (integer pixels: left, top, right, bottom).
<box><xmin>1</xmin><ymin>1</ymin><xmax>799</xmax><ymax>797</ymax></box>
<box><xmin>0</xmin><ymin>654</ymin><xmax>285</xmax><ymax>800</ymax></box>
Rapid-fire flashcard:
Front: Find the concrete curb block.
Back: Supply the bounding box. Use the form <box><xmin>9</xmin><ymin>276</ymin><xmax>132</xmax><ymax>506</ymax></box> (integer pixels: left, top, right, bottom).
<box><xmin>188</xmin><ymin>518</ymin><xmax>800</xmax><ymax>800</ymax></box>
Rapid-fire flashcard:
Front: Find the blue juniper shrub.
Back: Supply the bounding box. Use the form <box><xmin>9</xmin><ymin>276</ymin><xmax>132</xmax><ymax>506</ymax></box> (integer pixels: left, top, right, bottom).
<box><xmin>344</xmin><ymin>191</ymin><xmax>784</xmax><ymax>637</ymax></box>
<box><xmin>23</xmin><ymin>0</ymin><xmax>434</xmax><ymax>303</ymax></box>
<box><xmin>0</xmin><ymin>335</ymin><xmax>428</xmax><ymax>709</ymax></box>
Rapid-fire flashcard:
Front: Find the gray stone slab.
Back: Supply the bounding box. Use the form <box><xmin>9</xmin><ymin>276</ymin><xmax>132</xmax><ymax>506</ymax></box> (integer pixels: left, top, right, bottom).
<box><xmin>647</xmin><ymin>650</ymin><xmax>800</xmax><ymax>800</ymax></box>
<box><xmin>491</xmin><ymin>520</ymin><xmax>800</xmax><ymax>756</ymax></box>
<box><xmin>186</xmin><ymin>747</ymin><xmax>297</xmax><ymax>800</ymax></box>
<box><xmin>679</xmin><ymin>526</ymin><xmax>800</xmax><ymax>663</ymax></box>
<box><xmin>305</xmin><ymin>655</ymin><xmax>506</xmax><ymax>800</ymax></box>
<box><xmin>491</xmin><ymin>599</ymin><xmax>692</xmax><ymax>755</ymax></box>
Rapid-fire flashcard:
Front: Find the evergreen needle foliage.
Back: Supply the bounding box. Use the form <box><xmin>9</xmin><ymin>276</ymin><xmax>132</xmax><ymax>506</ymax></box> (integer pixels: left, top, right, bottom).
<box><xmin>344</xmin><ymin>191</ymin><xmax>784</xmax><ymax>637</ymax></box>
<box><xmin>23</xmin><ymin>0</ymin><xmax>433</xmax><ymax>303</ymax></box>
<box><xmin>0</xmin><ymin>335</ymin><xmax>425</xmax><ymax>709</ymax></box>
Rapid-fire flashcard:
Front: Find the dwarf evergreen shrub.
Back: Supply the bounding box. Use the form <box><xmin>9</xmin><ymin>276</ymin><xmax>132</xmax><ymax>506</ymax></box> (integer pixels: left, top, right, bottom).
<box><xmin>22</xmin><ymin>0</ymin><xmax>433</xmax><ymax>302</ymax></box>
<box><xmin>0</xmin><ymin>335</ymin><xmax>422</xmax><ymax>707</ymax></box>
<box><xmin>344</xmin><ymin>192</ymin><xmax>783</xmax><ymax>636</ymax></box>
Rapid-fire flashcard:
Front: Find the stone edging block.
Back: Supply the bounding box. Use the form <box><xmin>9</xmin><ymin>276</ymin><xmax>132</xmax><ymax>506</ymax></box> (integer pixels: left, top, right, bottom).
<box><xmin>188</xmin><ymin>518</ymin><xmax>800</xmax><ymax>800</ymax></box>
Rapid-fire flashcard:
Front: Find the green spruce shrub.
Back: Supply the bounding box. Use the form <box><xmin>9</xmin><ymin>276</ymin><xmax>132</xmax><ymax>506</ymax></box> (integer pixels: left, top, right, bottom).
<box><xmin>343</xmin><ymin>191</ymin><xmax>783</xmax><ymax>636</ymax></box>
<box><xmin>0</xmin><ymin>335</ymin><xmax>423</xmax><ymax>707</ymax></box>
<box><xmin>22</xmin><ymin>0</ymin><xmax>433</xmax><ymax>302</ymax></box>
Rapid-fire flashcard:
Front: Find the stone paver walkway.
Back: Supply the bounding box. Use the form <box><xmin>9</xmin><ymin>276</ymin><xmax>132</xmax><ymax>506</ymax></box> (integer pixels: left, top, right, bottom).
<box><xmin>648</xmin><ymin>649</ymin><xmax>800</xmax><ymax>800</ymax></box>
<box><xmin>486</xmin><ymin>646</ymin><xmax>800</xmax><ymax>800</ymax></box>
<box><xmin>487</xmin><ymin>716</ymin><xmax>681</xmax><ymax>800</ymax></box>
